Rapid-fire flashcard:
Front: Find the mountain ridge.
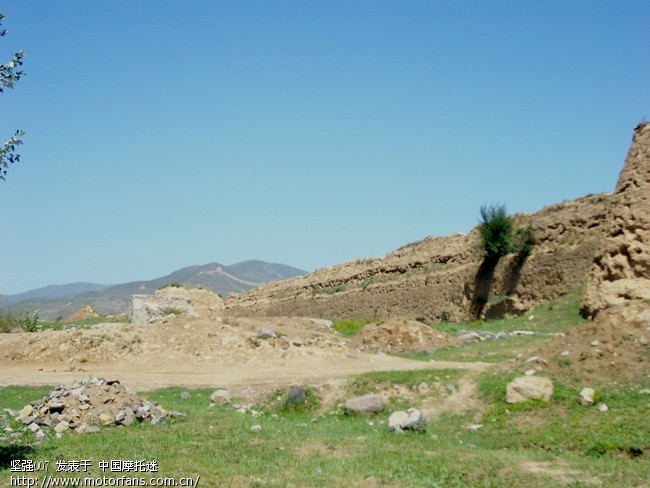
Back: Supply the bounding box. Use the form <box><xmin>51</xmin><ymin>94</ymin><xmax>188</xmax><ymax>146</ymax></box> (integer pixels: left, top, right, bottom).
<box><xmin>1</xmin><ymin>260</ymin><xmax>306</xmax><ymax>320</ymax></box>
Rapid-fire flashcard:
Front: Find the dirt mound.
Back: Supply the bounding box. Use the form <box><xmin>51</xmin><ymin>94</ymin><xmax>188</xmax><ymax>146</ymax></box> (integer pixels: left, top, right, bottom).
<box><xmin>348</xmin><ymin>319</ymin><xmax>457</xmax><ymax>354</ymax></box>
<box><xmin>64</xmin><ymin>305</ymin><xmax>100</xmax><ymax>322</ymax></box>
<box><xmin>517</xmin><ymin>300</ymin><xmax>650</xmax><ymax>383</ymax></box>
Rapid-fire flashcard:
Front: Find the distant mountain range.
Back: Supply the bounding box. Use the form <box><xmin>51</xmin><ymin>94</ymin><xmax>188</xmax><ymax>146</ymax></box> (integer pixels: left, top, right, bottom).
<box><xmin>0</xmin><ymin>260</ymin><xmax>306</xmax><ymax>321</ymax></box>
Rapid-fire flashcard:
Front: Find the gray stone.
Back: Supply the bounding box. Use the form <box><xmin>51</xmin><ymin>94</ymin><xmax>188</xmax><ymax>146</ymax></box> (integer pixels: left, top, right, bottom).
<box><xmin>17</xmin><ymin>405</ymin><xmax>34</xmax><ymax>420</ymax></box>
<box><xmin>286</xmin><ymin>387</ymin><xmax>307</xmax><ymax>407</ymax></box>
<box><xmin>388</xmin><ymin>411</ymin><xmax>409</xmax><ymax>432</ymax></box>
<box><xmin>506</xmin><ymin>376</ymin><xmax>553</xmax><ymax>403</ymax></box>
<box><xmin>257</xmin><ymin>328</ymin><xmax>275</xmax><ymax>338</ymax></box>
<box><xmin>77</xmin><ymin>424</ymin><xmax>100</xmax><ymax>434</ymax></box>
<box><xmin>403</xmin><ymin>408</ymin><xmax>427</xmax><ymax>431</ymax></box>
<box><xmin>309</xmin><ymin>318</ymin><xmax>333</xmax><ymax>328</ymax></box>
<box><xmin>579</xmin><ymin>387</ymin><xmax>596</xmax><ymax>406</ymax></box>
<box><xmin>345</xmin><ymin>394</ymin><xmax>384</xmax><ymax>415</ymax></box>
<box><xmin>210</xmin><ymin>389</ymin><xmax>231</xmax><ymax>405</ymax></box>
<box><xmin>151</xmin><ymin>416</ymin><xmax>166</xmax><ymax>426</ymax></box>
<box><xmin>388</xmin><ymin>409</ymin><xmax>426</xmax><ymax>432</ymax></box>
<box><xmin>54</xmin><ymin>421</ymin><xmax>69</xmax><ymax>434</ymax></box>
<box><xmin>49</xmin><ymin>401</ymin><xmax>65</xmax><ymax>413</ymax></box>
<box><xmin>250</xmin><ymin>424</ymin><xmax>262</xmax><ymax>432</ymax></box>
<box><xmin>180</xmin><ymin>391</ymin><xmax>191</xmax><ymax>400</ymax></box>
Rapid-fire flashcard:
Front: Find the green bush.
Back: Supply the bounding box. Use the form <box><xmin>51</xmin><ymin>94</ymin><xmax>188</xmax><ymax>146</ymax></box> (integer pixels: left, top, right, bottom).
<box><xmin>478</xmin><ymin>204</ymin><xmax>514</xmax><ymax>258</ymax></box>
<box><xmin>514</xmin><ymin>224</ymin><xmax>536</xmax><ymax>257</ymax></box>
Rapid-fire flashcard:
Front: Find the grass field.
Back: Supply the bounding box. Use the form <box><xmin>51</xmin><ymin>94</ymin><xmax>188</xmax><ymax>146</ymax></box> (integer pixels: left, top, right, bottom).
<box><xmin>1</xmin><ymin>288</ymin><xmax>649</xmax><ymax>487</ymax></box>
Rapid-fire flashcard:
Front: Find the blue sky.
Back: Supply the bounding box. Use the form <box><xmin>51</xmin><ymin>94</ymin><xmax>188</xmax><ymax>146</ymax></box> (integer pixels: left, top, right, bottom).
<box><xmin>0</xmin><ymin>1</ymin><xmax>648</xmax><ymax>295</ymax></box>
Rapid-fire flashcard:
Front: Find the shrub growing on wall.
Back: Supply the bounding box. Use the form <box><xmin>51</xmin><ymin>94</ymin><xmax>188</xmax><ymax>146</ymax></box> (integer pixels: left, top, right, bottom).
<box><xmin>478</xmin><ymin>204</ymin><xmax>514</xmax><ymax>259</ymax></box>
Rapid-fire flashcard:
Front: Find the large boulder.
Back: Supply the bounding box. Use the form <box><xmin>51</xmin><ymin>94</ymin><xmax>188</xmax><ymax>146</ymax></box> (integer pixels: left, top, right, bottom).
<box><xmin>506</xmin><ymin>376</ymin><xmax>553</xmax><ymax>404</ymax></box>
<box><xmin>582</xmin><ymin>122</ymin><xmax>650</xmax><ymax>316</ymax></box>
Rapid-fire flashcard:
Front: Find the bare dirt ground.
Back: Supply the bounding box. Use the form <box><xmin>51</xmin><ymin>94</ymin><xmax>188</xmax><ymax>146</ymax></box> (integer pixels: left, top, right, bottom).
<box><xmin>0</xmin><ymin>313</ymin><xmax>490</xmax><ymax>399</ymax></box>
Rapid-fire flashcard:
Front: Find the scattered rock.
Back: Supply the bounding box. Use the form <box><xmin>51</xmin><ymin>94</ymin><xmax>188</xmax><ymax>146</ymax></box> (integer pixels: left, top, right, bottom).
<box><xmin>257</xmin><ymin>328</ymin><xmax>275</xmax><ymax>339</ymax></box>
<box><xmin>388</xmin><ymin>408</ymin><xmax>426</xmax><ymax>432</ymax></box>
<box><xmin>286</xmin><ymin>387</ymin><xmax>307</xmax><ymax>408</ymax></box>
<box><xmin>250</xmin><ymin>424</ymin><xmax>262</xmax><ymax>433</ymax></box>
<box><xmin>180</xmin><ymin>391</ymin><xmax>191</xmax><ymax>400</ymax></box>
<box><xmin>596</xmin><ymin>402</ymin><xmax>609</xmax><ymax>412</ymax></box>
<box><xmin>387</xmin><ymin>411</ymin><xmax>409</xmax><ymax>431</ymax></box>
<box><xmin>578</xmin><ymin>388</ymin><xmax>596</xmax><ymax>406</ymax></box>
<box><xmin>345</xmin><ymin>394</ymin><xmax>384</xmax><ymax>415</ymax></box>
<box><xmin>210</xmin><ymin>389</ymin><xmax>231</xmax><ymax>405</ymax></box>
<box><xmin>506</xmin><ymin>376</ymin><xmax>553</xmax><ymax>404</ymax></box>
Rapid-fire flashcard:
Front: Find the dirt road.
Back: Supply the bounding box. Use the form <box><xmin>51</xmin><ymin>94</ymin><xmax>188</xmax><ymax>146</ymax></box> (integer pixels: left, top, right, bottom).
<box><xmin>0</xmin><ymin>315</ymin><xmax>489</xmax><ymax>392</ymax></box>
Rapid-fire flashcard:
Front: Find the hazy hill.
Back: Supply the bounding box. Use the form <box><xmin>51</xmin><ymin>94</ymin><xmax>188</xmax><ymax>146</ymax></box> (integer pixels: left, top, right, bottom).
<box><xmin>0</xmin><ymin>283</ymin><xmax>110</xmax><ymax>306</ymax></box>
<box><xmin>3</xmin><ymin>260</ymin><xmax>306</xmax><ymax>321</ymax></box>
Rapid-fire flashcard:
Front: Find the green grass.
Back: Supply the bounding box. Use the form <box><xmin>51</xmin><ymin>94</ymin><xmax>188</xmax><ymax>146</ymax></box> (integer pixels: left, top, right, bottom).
<box><xmin>438</xmin><ymin>286</ymin><xmax>588</xmax><ymax>336</ymax></box>
<box><xmin>475</xmin><ymin>372</ymin><xmax>650</xmax><ymax>459</ymax></box>
<box><xmin>346</xmin><ymin>368</ymin><xmax>464</xmax><ymax>397</ymax></box>
<box><xmin>1</xmin><ymin>376</ymin><xmax>648</xmax><ymax>487</ymax></box>
<box><xmin>333</xmin><ymin>318</ymin><xmax>376</xmax><ymax>337</ymax></box>
<box><xmin>1</xmin><ymin>286</ymin><xmax>647</xmax><ymax>486</ymax></box>
<box><xmin>397</xmin><ymin>287</ymin><xmax>590</xmax><ymax>363</ymax></box>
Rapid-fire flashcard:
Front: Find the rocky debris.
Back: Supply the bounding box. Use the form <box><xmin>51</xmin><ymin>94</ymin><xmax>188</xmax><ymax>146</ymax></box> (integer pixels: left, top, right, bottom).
<box><xmin>506</xmin><ymin>376</ymin><xmax>553</xmax><ymax>404</ymax></box>
<box><xmin>250</xmin><ymin>424</ymin><xmax>262</xmax><ymax>433</ymax></box>
<box><xmin>348</xmin><ymin>320</ymin><xmax>457</xmax><ymax>354</ymax></box>
<box><xmin>458</xmin><ymin>329</ymin><xmax>551</xmax><ymax>344</ymax></box>
<box><xmin>180</xmin><ymin>391</ymin><xmax>191</xmax><ymax>400</ymax></box>
<box><xmin>596</xmin><ymin>402</ymin><xmax>609</xmax><ymax>412</ymax></box>
<box><xmin>582</xmin><ymin>122</ymin><xmax>650</xmax><ymax>316</ymax></box>
<box><xmin>12</xmin><ymin>378</ymin><xmax>176</xmax><ymax>437</ymax></box>
<box><xmin>64</xmin><ymin>305</ymin><xmax>100</xmax><ymax>323</ymax></box>
<box><xmin>578</xmin><ymin>387</ymin><xmax>596</xmax><ymax>406</ymax></box>
<box><xmin>257</xmin><ymin>328</ymin><xmax>275</xmax><ymax>339</ymax></box>
<box><xmin>286</xmin><ymin>387</ymin><xmax>307</xmax><ymax>408</ymax></box>
<box><xmin>388</xmin><ymin>408</ymin><xmax>427</xmax><ymax>433</ymax></box>
<box><xmin>309</xmin><ymin>318</ymin><xmax>333</xmax><ymax>329</ymax></box>
<box><xmin>344</xmin><ymin>394</ymin><xmax>384</xmax><ymax>415</ymax></box>
<box><xmin>129</xmin><ymin>286</ymin><xmax>224</xmax><ymax>325</ymax></box>
<box><xmin>210</xmin><ymin>389</ymin><xmax>231</xmax><ymax>405</ymax></box>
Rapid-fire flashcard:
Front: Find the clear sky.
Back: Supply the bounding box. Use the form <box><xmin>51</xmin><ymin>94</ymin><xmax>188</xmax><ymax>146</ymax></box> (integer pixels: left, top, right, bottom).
<box><xmin>0</xmin><ymin>1</ymin><xmax>648</xmax><ymax>295</ymax></box>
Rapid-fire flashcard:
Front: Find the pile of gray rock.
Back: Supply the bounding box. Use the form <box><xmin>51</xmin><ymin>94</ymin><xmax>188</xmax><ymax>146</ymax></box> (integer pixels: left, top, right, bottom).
<box><xmin>9</xmin><ymin>377</ymin><xmax>180</xmax><ymax>438</ymax></box>
<box><xmin>458</xmin><ymin>329</ymin><xmax>551</xmax><ymax>343</ymax></box>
